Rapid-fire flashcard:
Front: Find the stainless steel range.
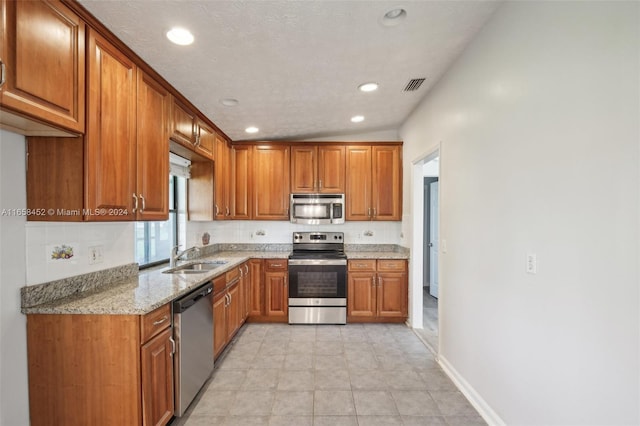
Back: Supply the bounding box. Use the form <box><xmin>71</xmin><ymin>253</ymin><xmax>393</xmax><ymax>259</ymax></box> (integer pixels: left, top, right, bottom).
<box><xmin>288</xmin><ymin>232</ymin><xmax>347</xmax><ymax>324</ymax></box>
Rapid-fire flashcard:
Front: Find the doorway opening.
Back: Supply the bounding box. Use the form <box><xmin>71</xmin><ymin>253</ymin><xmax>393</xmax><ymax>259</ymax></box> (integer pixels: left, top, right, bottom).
<box><xmin>420</xmin><ymin>158</ymin><xmax>439</xmax><ymax>351</ymax></box>
<box><xmin>410</xmin><ymin>148</ymin><xmax>440</xmax><ymax>354</ymax></box>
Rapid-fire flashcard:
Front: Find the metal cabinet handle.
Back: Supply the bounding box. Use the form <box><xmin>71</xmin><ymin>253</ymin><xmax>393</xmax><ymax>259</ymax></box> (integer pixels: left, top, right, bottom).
<box><xmin>153</xmin><ymin>315</ymin><xmax>168</xmax><ymax>326</ymax></box>
<box><xmin>226</xmin><ymin>207</ymin><xmax>230</xmax><ymax>216</ymax></box>
<box><xmin>0</xmin><ymin>60</ymin><xmax>5</xmax><ymax>89</ymax></box>
<box><xmin>244</xmin><ymin>265</ymin><xmax>249</xmax><ymax>274</ymax></box>
<box><xmin>132</xmin><ymin>193</ymin><xmax>138</xmax><ymax>213</ymax></box>
<box><xmin>239</xmin><ymin>267</ymin><xmax>244</xmax><ymax>277</ymax></box>
<box><xmin>169</xmin><ymin>336</ymin><xmax>176</xmax><ymax>356</ymax></box>
<box><xmin>319</xmin><ymin>179</ymin><xmax>322</xmax><ymax>190</ymax></box>
<box><xmin>373</xmin><ymin>208</ymin><xmax>377</xmax><ymax>218</ymax></box>
<box><xmin>215</xmin><ymin>204</ymin><xmax>220</xmax><ymax>216</ymax></box>
<box><xmin>378</xmin><ymin>277</ymin><xmax>383</xmax><ymax>287</ymax></box>
<box><xmin>139</xmin><ymin>194</ymin><xmax>145</xmax><ymax>212</ymax></box>
<box><xmin>271</xmin><ymin>263</ymin><xmax>282</xmax><ymax>267</ymax></box>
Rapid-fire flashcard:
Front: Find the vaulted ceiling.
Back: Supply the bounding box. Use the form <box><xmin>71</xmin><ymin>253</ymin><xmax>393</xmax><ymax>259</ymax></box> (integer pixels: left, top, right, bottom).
<box><xmin>78</xmin><ymin>0</ymin><xmax>500</xmax><ymax>141</ymax></box>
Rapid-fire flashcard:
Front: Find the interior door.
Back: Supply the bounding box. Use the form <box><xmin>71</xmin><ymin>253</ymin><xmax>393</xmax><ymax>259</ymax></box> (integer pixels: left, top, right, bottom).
<box><xmin>429</xmin><ymin>181</ymin><xmax>439</xmax><ymax>298</ymax></box>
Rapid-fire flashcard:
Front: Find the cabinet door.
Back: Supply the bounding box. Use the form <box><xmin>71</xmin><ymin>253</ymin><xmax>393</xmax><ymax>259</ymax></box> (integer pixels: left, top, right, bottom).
<box><xmin>347</xmin><ymin>272</ymin><xmax>376</xmax><ymax>318</ymax></box>
<box><xmin>171</xmin><ymin>99</ymin><xmax>196</xmax><ymax>147</ymax></box>
<box><xmin>265</xmin><ymin>271</ymin><xmax>288</xmax><ymax>318</ymax></box>
<box><xmin>249</xmin><ymin>259</ymin><xmax>264</xmax><ymax>317</ymax></box>
<box><xmin>317</xmin><ymin>145</ymin><xmax>346</xmax><ymax>193</ymax></box>
<box><xmin>85</xmin><ymin>29</ymin><xmax>136</xmax><ymax>221</ymax></box>
<box><xmin>195</xmin><ymin>119</ymin><xmax>215</xmax><ymax>160</ymax></box>
<box><xmin>290</xmin><ymin>145</ymin><xmax>317</xmax><ymax>193</ymax></box>
<box><xmin>141</xmin><ymin>327</ymin><xmax>174</xmax><ymax>426</ymax></box>
<box><xmin>227</xmin><ymin>282</ymin><xmax>241</xmax><ymax>339</ymax></box>
<box><xmin>214</xmin><ymin>136</ymin><xmax>230</xmax><ymax>219</ymax></box>
<box><xmin>187</xmin><ymin>160</ymin><xmax>214</xmax><ymax>221</ymax></box>
<box><xmin>239</xmin><ymin>263</ymin><xmax>250</xmax><ymax>321</ymax></box>
<box><xmin>253</xmin><ymin>145</ymin><xmax>290</xmax><ymax>220</ymax></box>
<box><xmin>231</xmin><ymin>145</ymin><xmax>252</xmax><ymax>219</ymax></box>
<box><xmin>136</xmin><ymin>70</ymin><xmax>169</xmax><ymax>221</ymax></box>
<box><xmin>0</xmin><ymin>0</ymin><xmax>85</xmax><ymax>133</ymax></box>
<box><xmin>345</xmin><ymin>146</ymin><xmax>372</xmax><ymax>221</ymax></box>
<box><xmin>372</xmin><ymin>145</ymin><xmax>402</xmax><ymax>221</ymax></box>
<box><xmin>213</xmin><ymin>291</ymin><xmax>227</xmax><ymax>359</ymax></box>
<box><xmin>377</xmin><ymin>272</ymin><xmax>408</xmax><ymax>318</ymax></box>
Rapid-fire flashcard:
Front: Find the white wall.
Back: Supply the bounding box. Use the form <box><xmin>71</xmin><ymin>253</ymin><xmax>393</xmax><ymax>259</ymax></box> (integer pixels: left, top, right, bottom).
<box><xmin>186</xmin><ymin>220</ymin><xmax>402</xmax><ymax>248</ymax></box>
<box><xmin>0</xmin><ymin>130</ymin><xmax>30</xmax><ymax>425</ymax></box>
<box><xmin>25</xmin><ymin>221</ymin><xmax>134</xmax><ymax>285</ymax></box>
<box><xmin>400</xmin><ymin>2</ymin><xmax>639</xmax><ymax>425</ymax></box>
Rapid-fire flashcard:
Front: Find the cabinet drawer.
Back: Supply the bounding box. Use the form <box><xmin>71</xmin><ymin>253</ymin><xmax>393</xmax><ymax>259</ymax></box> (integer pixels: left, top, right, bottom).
<box><xmin>213</xmin><ymin>275</ymin><xmax>227</xmax><ymax>295</ymax></box>
<box><xmin>265</xmin><ymin>259</ymin><xmax>288</xmax><ymax>271</ymax></box>
<box><xmin>140</xmin><ymin>304</ymin><xmax>171</xmax><ymax>344</ymax></box>
<box><xmin>377</xmin><ymin>259</ymin><xmax>407</xmax><ymax>272</ymax></box>
<box><xmin>226</xmin><ymin>267</ymin><xmax>241</xmax><ymax>284</ymax></box>
<box><xmin>348</xmin><ymin>259</ymin><xmax>376</xmax><ymax>272</ymax></box>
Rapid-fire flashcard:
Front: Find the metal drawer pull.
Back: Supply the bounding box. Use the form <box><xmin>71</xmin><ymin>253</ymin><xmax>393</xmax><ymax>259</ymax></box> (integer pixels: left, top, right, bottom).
<box><xmin>153</xmin><ymin>315</ymin><xmax>168</xmax><ymax>326</ymax></box>
<box><xmin>271</xmin><ymin>263</ymin><xmax>283</xmax><ymax>267</ymax></box>
<box><xmin>0</xmin><ymin>60</ymin><xmax>5</xmax><ymax>89</ymax></box>
<box><xmin>139</xmin><ymin>194</ymin><xmax>145</xmax><ymax>212</ymax></box>
<box><xmin>132</xmin><ymin>193</ymin><xmax>138</xmax><ymax>213</ymax></box>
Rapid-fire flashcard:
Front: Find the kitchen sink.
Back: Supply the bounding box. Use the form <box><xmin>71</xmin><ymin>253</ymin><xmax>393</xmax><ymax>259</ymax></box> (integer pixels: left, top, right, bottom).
<box><xmin>163</xmin><ymin>260</ymin><xmax>228</xmax><ymax>274</ymax></box>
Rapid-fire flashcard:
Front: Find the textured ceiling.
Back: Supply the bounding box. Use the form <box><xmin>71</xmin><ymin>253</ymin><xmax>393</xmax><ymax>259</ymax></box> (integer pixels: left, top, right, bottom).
<box><xmin>78</xmin><ymin>0</ymin><xmax>500</xmax><ymax>141</ymax></box>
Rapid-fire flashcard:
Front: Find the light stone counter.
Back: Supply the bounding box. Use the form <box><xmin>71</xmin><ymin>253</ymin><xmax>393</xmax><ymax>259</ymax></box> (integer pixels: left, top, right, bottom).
<box><xmin>21</xmin><ymin>251</ymin><xmax>289</xmax><ymax>316</ymax></box>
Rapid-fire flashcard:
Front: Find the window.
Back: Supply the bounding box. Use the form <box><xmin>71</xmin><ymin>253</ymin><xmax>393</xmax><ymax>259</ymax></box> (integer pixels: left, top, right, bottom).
<box><xmin>135</xmin><ymin>174</ymin><xmax>187</xmax><ymax>268</ymax></box>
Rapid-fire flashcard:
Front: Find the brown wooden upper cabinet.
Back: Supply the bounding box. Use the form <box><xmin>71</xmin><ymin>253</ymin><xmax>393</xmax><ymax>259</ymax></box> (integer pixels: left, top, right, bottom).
<box><xmin>171</xmin><ymin>98</ymin><xmax>214</xmax><ymax>160</ymax></box>
<box><xmin>85</xmin><ymin>29</ymin><xmax>137</xmax><ymax>221</ymax></box>
<box><xmin>290</xmin><ymin>145</ymin><xmax>346</xmax><ymax>193</ymax></box>
<box><xmin>0</xmin><ymin>0</ymin><xmax>85</xmax><ymax>134</ymax></box>
<box><xmin>253</xmin><ymin>145</ymin><xmax>291</xmax><ymax>220</ymax></box>
<box><xmin>86</xmin><ymin>31</ymin><xmax>169</xmax><ymax>221</ymax></box>
<box><xmin>214</xmin><ymin>135</ymin><xmax>231</xmax><ymax>219</ymax></box>
<box><xmin>345</xmin><ymin>144</ymin><xmax>402</xmax><ymax>221</ymax></box>
<box><xmin>135</xmin><ymin>70</ymin><xmax>170</xmax><ymax>221</ymax></box>
<box><xmin>231</xmin><ymin>145</ymin><xmax>253</xmax><ymax>219</ymax></box>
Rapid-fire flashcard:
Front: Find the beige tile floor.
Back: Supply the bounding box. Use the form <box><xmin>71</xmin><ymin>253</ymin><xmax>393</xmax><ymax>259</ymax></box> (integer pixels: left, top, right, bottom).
<box><xmin>170</xmin><ymin>323</ymin><xmax>485</xmax><ymax>426</ymax></box>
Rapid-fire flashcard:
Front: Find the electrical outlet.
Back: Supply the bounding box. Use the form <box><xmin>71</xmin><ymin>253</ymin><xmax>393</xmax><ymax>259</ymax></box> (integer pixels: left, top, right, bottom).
<box><xmin>89</xmin><ymin>245</ymin><xmax>104</xmax><ymax>264</ymax></box>
<box><xmin>526</xmin><ymin>253</ymin><xmax>537</xmax><ymax>274</ymax></box>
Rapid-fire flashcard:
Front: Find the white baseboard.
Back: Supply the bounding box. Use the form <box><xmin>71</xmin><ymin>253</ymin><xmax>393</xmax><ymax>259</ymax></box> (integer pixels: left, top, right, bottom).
<box><xmin>438</xmin><ymin>355</ymin><xmax>507</xmax><ymax>426</ymax></box>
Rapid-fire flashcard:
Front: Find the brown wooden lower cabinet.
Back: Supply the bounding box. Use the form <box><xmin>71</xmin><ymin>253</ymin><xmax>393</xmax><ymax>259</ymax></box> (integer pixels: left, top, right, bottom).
<box><xmin>213</xmin><ymin>263</ymin><xmax>250</xmax><ymax>359</ymax></box>
<box><xmin>347</xmin><ymin>259</ymin><xmax>408</xmax><ymax>323</ymax></box>
<box><xmin>246</xmin><ymin>258</ymin><xmax>289</xmax><ymax>323</ymax></box>
<box><xmin>26</xmin><ymin>304</ymin><xmax>174</xmax><ymax>426</ymax></box>
<box><xmin>141</xmin><ymin>327</ymin><xmax>175</xmax><ymax>426</ymax></box>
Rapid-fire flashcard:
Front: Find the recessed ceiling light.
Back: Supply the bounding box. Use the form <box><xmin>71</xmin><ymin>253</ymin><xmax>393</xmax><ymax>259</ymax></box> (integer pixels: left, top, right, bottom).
<box><xmin>245</xmin><ymin>126</ymin><xmax>259</xmax><ymax>134</ymax></box>
<box><xmin>351</xmin><ymin>115</ymin><xmax>365</xmax><ymax>123</ymax></box>
<box><xmin>380</xmin><ymin>8</ymin><xmax>407</xmax><ymax>27</ymax></box>
<box><xmin>166</xmin><ymin>27</ymin><xmax>194</xmax><ymax>46</ymax></box>
<box><xmin>358</xmin><ymin>82</ymin><xmax>379</xmax><ymax>92</ymax></box>
<box><xmin>220</xmin><ymin>98</ymin><xmax>239</xmax><ymax>107</ymax></box>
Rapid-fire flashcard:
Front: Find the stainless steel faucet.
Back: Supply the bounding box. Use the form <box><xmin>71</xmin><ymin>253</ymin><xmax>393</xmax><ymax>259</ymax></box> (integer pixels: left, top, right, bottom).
<box><xmin>170</xmin><ymin>246</ymin><xmax>201</xmax><ymax>268</ymax></box>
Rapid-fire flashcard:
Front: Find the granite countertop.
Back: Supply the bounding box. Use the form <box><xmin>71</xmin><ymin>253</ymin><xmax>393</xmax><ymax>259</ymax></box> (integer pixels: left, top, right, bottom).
<box><xmin>22</xmin><ymin>246</ymin><xmax>409</xmax><ymax>316</ymax></box>
<box><xmin>21</xmin><ymin>251</ymin><xmax>289</xmax><ymax>316</ymax></box>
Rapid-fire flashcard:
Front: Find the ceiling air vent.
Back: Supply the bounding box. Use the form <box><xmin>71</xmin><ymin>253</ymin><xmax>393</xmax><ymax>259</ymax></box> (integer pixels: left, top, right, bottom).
<box><xmin>403</xmin><ymin>78</ymin><xmax>426</xmax><ymax>92</ymax></box>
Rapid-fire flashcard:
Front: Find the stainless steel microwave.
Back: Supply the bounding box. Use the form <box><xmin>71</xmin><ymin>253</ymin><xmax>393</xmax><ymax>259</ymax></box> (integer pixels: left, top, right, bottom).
<box><xmin>290</xmin><ymin>194</ymin><xmax>345</xmax><ymax>225</ymax></box>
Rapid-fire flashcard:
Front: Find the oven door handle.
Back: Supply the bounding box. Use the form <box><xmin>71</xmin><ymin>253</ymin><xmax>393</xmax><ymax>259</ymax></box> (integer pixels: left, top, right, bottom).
<box><xmin>288</xmin><ymin>259</ymin><xmax>347</xmax><ymax>266</ymax></box>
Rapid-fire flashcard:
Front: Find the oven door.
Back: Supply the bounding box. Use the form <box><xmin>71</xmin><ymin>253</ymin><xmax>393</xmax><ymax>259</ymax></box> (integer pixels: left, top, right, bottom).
<box><xmin>288</xmin><ymin>259</ymin><xmax>347</xmax><ymax>304</ymax></box>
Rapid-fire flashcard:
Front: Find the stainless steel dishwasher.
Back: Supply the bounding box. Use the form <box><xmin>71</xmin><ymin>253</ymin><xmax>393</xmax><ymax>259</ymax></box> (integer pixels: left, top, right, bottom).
<box><xmin>173</xmin><ymin>281</ymin><xmax>214</xmax><ymax>417</ymax></box>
